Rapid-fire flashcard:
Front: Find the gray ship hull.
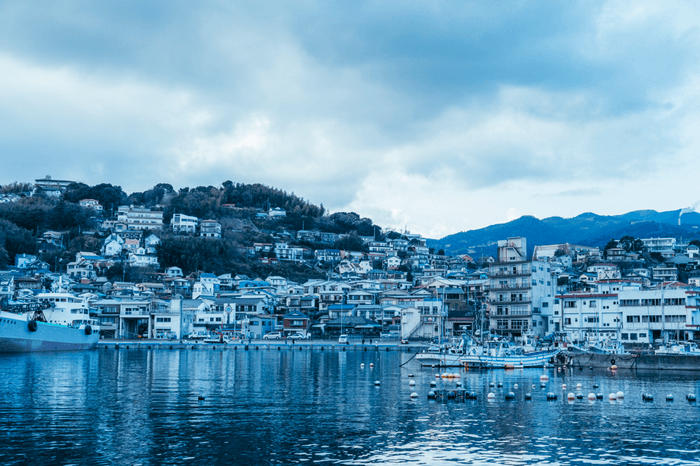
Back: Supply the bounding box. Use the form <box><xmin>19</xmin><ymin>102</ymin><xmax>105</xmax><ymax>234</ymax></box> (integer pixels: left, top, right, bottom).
<box><xmin>566</xmin><ymin>351</ymin><xmax>700</xmax><ymax>371</ymax></box>
<box><xmin>0</xmin><ymin>313</ymin><xmax>99</xmax><ymax>352</ymax></box>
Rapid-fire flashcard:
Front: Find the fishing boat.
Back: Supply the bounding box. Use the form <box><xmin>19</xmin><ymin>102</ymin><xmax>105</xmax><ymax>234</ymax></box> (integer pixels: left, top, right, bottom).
<box><xmin>416</xmin><ymin>344</ymin><xmax>465</xmax><ymax>367</ymax></box>
<box><xmin>0</xmin><ymin>292</ymin><xmax>100</xmax><ymax>352</ymax></box>
<box><xmin>655</xmin><ymin>341</ymin><xmax>700</xmax><ymax>356</ymax></box>
<box><xmin>460</xmin><ymin>339</ymin><xmax>561</xmax><ymax>369</ymax></box>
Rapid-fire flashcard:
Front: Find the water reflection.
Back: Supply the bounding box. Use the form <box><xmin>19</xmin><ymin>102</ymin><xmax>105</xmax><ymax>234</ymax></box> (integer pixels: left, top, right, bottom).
<box><xmin>1</xmin><ymin>350</ymin><xmax>700</xmax><ymax>465</ymax></box>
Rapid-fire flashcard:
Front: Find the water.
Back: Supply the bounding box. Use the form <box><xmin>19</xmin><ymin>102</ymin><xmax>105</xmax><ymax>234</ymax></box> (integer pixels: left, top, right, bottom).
<box><xmin>2</xmin><ymin>348</ymin><xmax>700</xmax><ymax>465</ymax></box>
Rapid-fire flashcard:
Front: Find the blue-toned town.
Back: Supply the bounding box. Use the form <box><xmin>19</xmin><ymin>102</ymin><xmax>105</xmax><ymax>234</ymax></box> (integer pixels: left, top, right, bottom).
<box><xmin>2</xmin><ymin>177</ymin><xmax>700</xmax><ymax>359</ymax></box>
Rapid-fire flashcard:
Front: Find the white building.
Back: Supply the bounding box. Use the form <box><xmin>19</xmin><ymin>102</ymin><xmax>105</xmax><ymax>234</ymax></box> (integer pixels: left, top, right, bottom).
<box><xmin>488</xmin><ymin>237</ymin><xmax>555</xmax><ymax>340</ymax></box>
<box><xmin>118</xmin><ymin>205</ymin><xmax>164</xmax><ymax>230</ymax></box>
<box><xmin>171</xmin><ymin>213</ymin><xmax>198</xmax><ymax>234</ymax></box>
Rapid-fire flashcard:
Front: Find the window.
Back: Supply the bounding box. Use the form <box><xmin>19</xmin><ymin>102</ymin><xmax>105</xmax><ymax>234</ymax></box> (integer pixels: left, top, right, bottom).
<box><xmin>639</xmin><ymin>333</ymin><xmax>647</xmax><ymax>338</ymax></box>
<box><xmin>564</xmin><ymin>301</ymin><xmax>577</xmax><ymax>309</ymax></box>
<box><xmin>589</xmin><ymin>301</ymin><xmax>597</xmax><ymax>308</ymax></box>
<box><xmin>542</xmin><ymin>302</ymin><xmax>549</xmax><ymax>308</ymax></box>
<box><xmin>630</xmin><ymin>333</ymin><xmax>638</xmax><ymax>340</ymax></box>
<box><xmin>156</xmin><ymin>317</ymin><xmax>171</xmax><ymax>323</ymax></box>
<box><xmin>564</xmin><ymin>318</ymin><xmax>571</xmax><ymax>325</ymax></box>
<box><xmin>626</xmin><ymin>316</ymin><xmax>641</xmax><ymax>323</ymax></box>
<box><xmin>621</xmin><ymin>333</ymin><xmax>629</xmax><ymax>340</ymax></box>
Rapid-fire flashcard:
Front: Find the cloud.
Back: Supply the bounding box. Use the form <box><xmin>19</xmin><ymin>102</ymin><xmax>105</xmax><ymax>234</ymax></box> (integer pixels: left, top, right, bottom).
<box><xmin>1</xmin><ymin>1</ymin><xmax>700</xmax><ymax>238</ymax></box>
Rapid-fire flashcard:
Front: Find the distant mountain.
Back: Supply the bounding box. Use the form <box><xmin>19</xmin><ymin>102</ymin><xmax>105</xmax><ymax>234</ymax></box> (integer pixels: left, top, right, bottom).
<box><xmin>429</xmin><ymin>209</ymin><xmax>700</xmax><ymax>257</ymax></box>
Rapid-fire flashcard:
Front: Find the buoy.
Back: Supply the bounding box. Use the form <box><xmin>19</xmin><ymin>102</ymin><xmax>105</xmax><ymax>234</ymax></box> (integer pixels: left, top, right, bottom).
<box><xmin>576</xmin><ymin>393</ymin><xmax>583</xmax><ymax>400</ymax></box>
<box><xmin>514</xmin><ymin>384</ymin><xmax>519</xmax><ymax>389</ymax></box>
<box><xmin>666</xmin><ymin>394</ymin><xmax>674</xmax><ymax>401</ymax></box>
<box><xmin>576</xmin><ymin>383</ymin><xmax>582</xmax><ymax>390</ymax></box>
<box><xmin>643</xmin><ymin>393</ymin><xmax>654</xmax><ymax>401</ymax></box>
<box><xmin>469</xmin><ymin>392</ymin><xmax>477</xmax><ymax>400</ymax></box>
<box><xmin>596</xmin><ymin>393</ymin><xmax>604</xmax><ymax>399</ymax></box>
<box><xmin>505</xmin><ymin>392</ymin><xmax>515</xmax><ymax>400</ymax></box>
<box><xmin>611</xmin><ymin>365</ymin><xmax>618</xmax><ymax>371</ymax></box>
<box><xmin>427</xmin><ymin>391</ymin><xmax>436</xmax><ymax>399</ymax></box>
<box><xmin>409</xmin><ymin>380</ymin><xmax>416</xmax><ymax>386</ymax></box>
<box><xmin>532</xmin><ymin>384</ymin><xmax>536</xmax><ymax>389</ymax></box>
<box><xmin>588</xmin><ymin>393</ymin><xmax>596</xmax><ymax>400</ymax></box>
<box><xmin>487</xmin><ymin>392</ymin><xmax>496</xmax><ymax>400</ymax></box>
<box><xmin>447</xmin><ymin>391</ymin><xmax>456</xmax><ymax>399</ymax></box>
<box><xmin>589</xmin><ymin>367</ymin><xmax>593</xmax><ymax>371</ymax></box>
<box><xmin>430</xmin><ymin>381</ymin><xmax>437</xmax><ymax>387</ymax></box>
<box><xmin>456</xmin><ymin>381</ymin><xmax>462</xmax><ymax>387</ymax></box>
<box><xmin>435</xmin><ymin>374</ymin><xmax>440</xmax><ymax>378</ymax></box>
<box><xmin>370</xmin><ymin>363</ymin><xmax>374</xmax><ymax>368</ymax></box>
<box><xmin>567</xmin><ymin>392</ymin><xmax>575</xmax><ymax>400</ymax></box>
<box><xmin>410</xmin><ymin>392</ymin><xmax>419</xmax><ymax>398</ymax></box>
<box><xmin>408</xmin><ymin>374</ymin><xmax>414</xmax><ymax>378</ymax></box>
<box><xmin>497</xmin><ymin>382</ymin><xmax>503</xmax><ymax>388</ymax></box>
<box><xmin>616</xmin><ymin>391</ymin><xmax>624</xmax><ymax>399</ymax></box>
<box><xmin>540</xmin><ymin>383</ymin><xmax>546</xmax><ymax>388</ymax></box>
<box><xmin>361</xmin><ymin>363</ymin><xmax>365</xmax><ymax>368</ymax></box>
<box><xmin>525</xmin><ymin>393</ymin><xmax>532</xmax><ymax>400</ymax></box>
<box><xmin>198</xmin><ymin>395</ymin><xmax>205</xmax><ymax>401</ymax></box>
<box><xmin>546</xmin><ymin>392</ymin><xmax>557</xmax><ymax>400</ymax></box>
<box><xmin>453</xmin><ymin>373</ymin><xmax>461</xmax><ymax>379</ymax></box>
<box><xmin>687</xmin><ymin>393</ymin><xmax>697</xmax><ymax>401</ymax></box>
<box><xmin>489</xmin><ymin>382</ymin><xmax>495</xmax><ymax>387</ymax></box>
<box><xmin>609</xmin><ymin>393</ymin><xmax>616</xmax><ymax>400</ymax></box>
<box><xmin>374</xmin><ymin>381</ymin><xmax>381</xmax><ymax>386</ymax></box>
<box><xmin>540</xmin><ymin>375</ymin><xmax>549</xmax><ymax>382</ymax></box>
<box><xmin>593</xmin><ymin>383</ymin><xmax>599</xmax><ymax>389</ymax></box>
<box><xmin>562</xmin><ymin>384</ymin><xmax>567</xmax><ymax>390</ymax></box>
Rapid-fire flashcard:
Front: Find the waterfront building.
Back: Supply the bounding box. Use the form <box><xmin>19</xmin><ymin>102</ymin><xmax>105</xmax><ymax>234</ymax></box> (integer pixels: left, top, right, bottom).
<box><xmin>488</xmin><ymin>237</ymin><xmax>555</xmax><ymax>340</ymax></box>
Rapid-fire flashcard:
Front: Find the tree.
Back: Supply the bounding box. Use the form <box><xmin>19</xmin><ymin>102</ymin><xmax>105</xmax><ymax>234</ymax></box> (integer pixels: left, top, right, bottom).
<box><xmin>690</xmin><ymin>240</ymin><xmax>700</xmax><ymax>248</ymax></box>
<box><xmin>603</xmin><ymin>239</ymin><xmax>618</xmax><ymax>254</ymax></box>
<box><xmin>437</xmin><ymin>249</ymin><xmax>445</xmax><ymax>256</ymax></box>
<box><xmin>332</xmin><ymin>233</ymin><xmax>367</xmax><ymax>252</ymax></box>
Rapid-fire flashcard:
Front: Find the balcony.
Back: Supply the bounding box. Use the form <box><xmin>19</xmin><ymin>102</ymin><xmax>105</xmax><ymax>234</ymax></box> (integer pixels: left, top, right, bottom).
<box><xmin>489</xmin><ymin>269</ymin><xmax>531</xmax><ymax>278</ymax></box>
<box><xmin>488</xmin><ymin>299</ymin><xmax>532</xmax><ymax>305</ymax></box>
<box><xmin>490</xmin><ymin>284</ymin><xmax>531</xmax><ymax>291</ymax></box>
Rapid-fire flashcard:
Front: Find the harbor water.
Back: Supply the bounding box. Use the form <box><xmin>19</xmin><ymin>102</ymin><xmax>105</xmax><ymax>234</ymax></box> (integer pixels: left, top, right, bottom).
<box><xmin>2</xmin><ymin>348</ymin><xmax>700</xmax><ymax>465</ymax></box>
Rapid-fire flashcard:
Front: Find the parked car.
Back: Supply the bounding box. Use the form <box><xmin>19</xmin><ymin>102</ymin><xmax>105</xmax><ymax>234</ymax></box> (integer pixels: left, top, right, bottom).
<box><xmin>289</xmin><ymin>333</ymin><xmax>309</xmax><ymax>340</ymax></box>
<box><xmin>401</xmin><ymin>338</ymin><xmax>409</xmax><ymax>344</ymax></box>
<box><xmin>263</xmin><ymin>332</ymin><xmax>283</xmax><ymax>340</ymax></box>
<box><xmin>338</xmin><ymin>334</ymin><xmax>348</xmax><ymax>344</ymax></box>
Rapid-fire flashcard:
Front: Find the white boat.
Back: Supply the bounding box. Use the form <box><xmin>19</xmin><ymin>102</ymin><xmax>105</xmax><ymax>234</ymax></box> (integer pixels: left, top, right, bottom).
<box><xmin>0</xmin><ymin>293</ymin><xmax>100</xmax><ymax>352</ymax></box>
<box><xmin>460</xmin><ymin>340</ymin><xmax>561</xmax><ymax>369</ymax></box>
<box><xmin>416</xmin><ymin>344</ymin><xmax>465</xmax><ymax>367</ymax></box>
<box><xmin>655</xmin><ymin>341</ymin><xmax>700</xmax><ymax>356</ymax></box>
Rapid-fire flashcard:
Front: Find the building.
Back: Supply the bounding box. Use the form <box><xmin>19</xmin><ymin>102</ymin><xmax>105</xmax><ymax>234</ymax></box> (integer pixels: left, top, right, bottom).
<box><xmin>488</xmin><ymin>237</ymin><xmax>555</xmax><ymax>340</ymax></box>
<box><xmin>34</xmin><ymin>175</ymin><xmax>74</xmax><ymax>197</ymax></box>
<box><xmin>117</xmin><ymin>206</ymin><xmax>164</xmax><ymax>230</ymax></box>
<box><xmin>199</xmin><ymin>220</ymin><xmax>222</xmax><ymax>238</ymax></box>
<box><xmin>171</xmin><ymin>213</ymin><xmax>198</xmax><ymax>233</ymax></box>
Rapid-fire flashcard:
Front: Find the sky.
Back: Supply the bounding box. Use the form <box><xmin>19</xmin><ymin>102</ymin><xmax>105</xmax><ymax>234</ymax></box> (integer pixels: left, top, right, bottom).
<box><xmin>1</xmin><ymin>1</ymin><xmax>699</xmax><ymax>239</ymax></box>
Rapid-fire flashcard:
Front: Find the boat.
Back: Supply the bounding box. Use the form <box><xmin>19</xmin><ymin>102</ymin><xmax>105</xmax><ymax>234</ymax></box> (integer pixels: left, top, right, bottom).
<box><xmin>460</xmin><ymin>339</ymin><xmax>561</xmax><ymax>369</ymax></box>
<box><xmin>0</xmin><ymin>293</ymin><xmax>100</xmax><ymax>352</ymax></box>
<box><xmin>655</xmin><ymin>341</ymin><xmax>700</xmax><ymax>356</ymax></box>
<box><xmin>416</xmin><ymin>344</ymin><xmax>465</xmax><ymax>367</ymax></box>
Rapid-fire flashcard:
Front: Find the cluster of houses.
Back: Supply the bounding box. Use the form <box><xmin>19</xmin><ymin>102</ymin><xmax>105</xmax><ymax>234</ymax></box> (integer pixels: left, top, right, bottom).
<box><xmin>4</xmin><ymin>232</ymin><xmax>700</xmax><ymax>347</ymax></box>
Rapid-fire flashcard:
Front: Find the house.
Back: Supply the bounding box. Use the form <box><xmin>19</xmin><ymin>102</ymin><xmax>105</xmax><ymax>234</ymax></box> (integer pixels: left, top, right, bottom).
<box><xmin>144</xmin><ymin>234</ymin><xmax>161</xmax><ymax>252</ymax></box>
<box><xmin>79</xmin><ymin>199</ymin><xmax>104</xmax><ymax>213</ymax></box>
<box><xmin>128</xmin><ymin>248</ymin><xmax>159</xmax><ymax>268</ymax></box>
<box><xmin>200</xmin><ymin>220</ymin><xmax>222</xmax><ymax>238</ymax></box>
<box><xmin>117</xmin><ymin>205</ymin><xmax>164</xmax><ymax>230</ymax></box>
<box><xmin>171</xmin><ymin>213</ymin><xmax>198</xmax><ymax>233</ymax></box>
<box><xmin>268</xmin><ymin>207</ymin><xmax>286</xmax><ymax>218</ymax></box>
<box><xmin>101</xmin><ymin>235</ymin><xmax>124</xmax><ymax>257</ymax></box>
<box><xmin>282</xmin><ymin>310</ymin><xmax>310</xmax><ymax>335</ymax></box>
<box><xmin>165</xmin><ymin>266</ymin><xmax>183</xmax><ymax>278</ymax></box>
<box><xmin>14</xmin><ymin>254</ymin><xmax>37</xmax><ymax>269</ymax></box>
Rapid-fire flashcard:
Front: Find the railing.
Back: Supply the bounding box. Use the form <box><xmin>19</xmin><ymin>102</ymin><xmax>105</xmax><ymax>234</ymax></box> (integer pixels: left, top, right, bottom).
<box><xmin>488</xmin><ymin>299</ymin><xmax>532</xmax><ymax>305</ymax></box>
<box><xmin>490</xmin><ymin>284</ymin><xmax>531</xmax><ymax>291</ymax></box>
<box><xmin>489</xmin><ymin>270</ymin><xmax>531</xmax><ymax>277</ymax></box>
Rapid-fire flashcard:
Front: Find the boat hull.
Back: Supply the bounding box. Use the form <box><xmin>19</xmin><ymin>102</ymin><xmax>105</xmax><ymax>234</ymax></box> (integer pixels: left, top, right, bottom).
<box><xmin>0</xmin><ymin>313</ymin><xmax>99</xmax><ymax>352</ymax></box>
<box><xmin>460</xmin><ymin>349</ymin><xmax>561</xmax><ymax>369</ymax></box>
<box><xmin>416</xmin><ymin>353</ymin><xmax>463</xmax><ymax>367</ymax></box>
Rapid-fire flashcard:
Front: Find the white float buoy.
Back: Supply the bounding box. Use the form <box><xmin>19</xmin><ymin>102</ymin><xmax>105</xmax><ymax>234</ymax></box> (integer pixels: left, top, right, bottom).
<box><xmin>540</xmin><ymin>375</ymin><xmax>549</xmax><ymax>382</ymax></box>
<box><xmin>576</xmin><ymin>383</ymin><xmax>582</xmax><ymax>390</ymax></box>
<box><xmin>370</xmin><ymin>363</ymin><xmax>374</xmax><ymax>368</ymax></box>
<box><xmin>360</xmin><ymin>363</ymin><xmax>365</xmax><ymax>368</ymax></box>
<box><xmin>408</xmin><ymin>374</ymin><xmax>414</xmax><ymax>378</ymax></box>
<box><xmin>410</xmin><ymin>392</ymin><xmax>418</xmax><ymax>398</ymax></box>
<box><xmin>562</xmin><ymin>384</ymin><xmax>567</xmax><ymax>390</ymax></box>
<box><xmin>514</xmin><ymin>384</ymin><xmax>519</xmax><ymax>389</ymax></box>
<box><xmin>374</xmin><ymin>381</ymin><xmax>381</xmax><ymax>386</ymax></box>
<box><xmin>409</xmin><ymin>380</ymin><xmax>416</xmax><ymax>386</ymax></box>
<box><xmin>487</xmin><ymin>392</ymin><xmax>496</xmax><ymax>400</ymax></box>
<box><xmin>609</xmin><ymin>393</ymin><xmax>616</xmax><ymax>400</ymax></box>
<box><xmin>567</xmin><ymin>392</ymin><xmax>575</xmax><ymax>400</ymax></box>
<box><xmin>616</xmin><ymin>391</ymin><xmax>624</xmax><ymax>399</ymax></box>
<box><xmin>666</xmin><ymin>394</ymin><xmax>674</xmax><ymax>401</ymax></box>
<box><xmin>588</xmin><ymin>393</ymin><xmax>596</xmax><ymax>400</ymax></box>
<box><xmin>430</xmin><ymin>381</ymin><xmax>437</xmax><ymax>387</ymax></box>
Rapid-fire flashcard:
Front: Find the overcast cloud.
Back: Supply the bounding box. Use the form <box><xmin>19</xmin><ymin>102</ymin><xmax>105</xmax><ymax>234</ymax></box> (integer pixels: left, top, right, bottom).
<box><xmin>1</xmin><ymin>1</ymin><xmax>699</xmax><ymax>238</ymax></box>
